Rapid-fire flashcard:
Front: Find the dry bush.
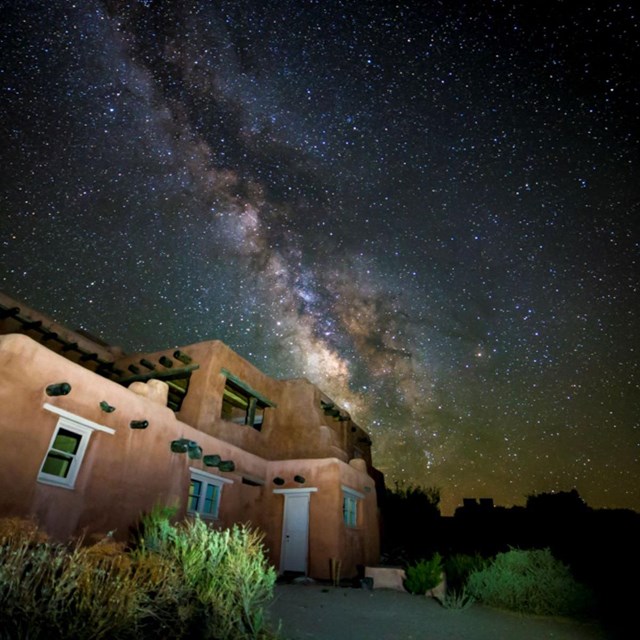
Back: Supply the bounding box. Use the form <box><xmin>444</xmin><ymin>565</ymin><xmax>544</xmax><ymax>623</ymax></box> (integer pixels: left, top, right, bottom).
<box><xmin>0</xmin><ymin>514</ymin><xmax>278</xmax><ymax>640</ymax></box>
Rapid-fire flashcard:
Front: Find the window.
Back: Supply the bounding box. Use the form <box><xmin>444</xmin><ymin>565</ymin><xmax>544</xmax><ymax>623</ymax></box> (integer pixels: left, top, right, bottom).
<box><xmin>220</xmin><ymin>369</ymin><xmax>276</xmax><ymax>431</ymax></box>
<box><xmin>343</xmin><ymin>494</ymin><xmax>357</xmax><ymax>527</ymax></box>
<box><xmin>342</xmin><ymin>486</ymin><xmax>365</xmax><ymax>528</ymax></box>
<box><xmin>38</xmin><ymin>404</ymin><xmax>115</xmax><ymax>489</ymax></box>
<box><xmin>187</xmin><ymin>468</ymin><xmax>233</xmax><ymax>519</ymax></box>
<box><xmin>189</xmin><ymin>478</ymin><xmax>220</xmax><ymax>517</ymax></box>
<box><xmin>222</xmin><ymin>379</ymin><xmax>266</xmax><ymax>429</ymax></box>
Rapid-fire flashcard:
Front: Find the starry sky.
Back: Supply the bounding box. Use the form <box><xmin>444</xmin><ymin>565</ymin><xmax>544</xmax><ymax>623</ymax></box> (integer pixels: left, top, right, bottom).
<box><xmin>1</xmin><ymin>1</ymin><xmax>638</xmax><ymax>515</ymax></box>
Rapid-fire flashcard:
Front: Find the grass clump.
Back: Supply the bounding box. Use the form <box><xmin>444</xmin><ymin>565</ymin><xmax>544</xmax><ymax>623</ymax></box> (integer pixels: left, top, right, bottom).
<box><xmin>466</xmin><ymin>547</ymin><xmax>595</xmax><ymax>616</ymax></box>
<box><xmin>0</xmin><ymin>511</ymin><xmax>277</xmax><ymax>640</ymax></box>
<box><xmin>433</xmin><ymin>554</ymin><xmax>488</xmax><ymax>611</ymax></box>
<box><xmin>440</xmin><ymin>587</ymin><xmax>475</xmax><ymax>610</ymax></box>
<box><xmin>404</xmin><ymin>552</ymin><xmax>443</xmax><ymax>594</ymax></box>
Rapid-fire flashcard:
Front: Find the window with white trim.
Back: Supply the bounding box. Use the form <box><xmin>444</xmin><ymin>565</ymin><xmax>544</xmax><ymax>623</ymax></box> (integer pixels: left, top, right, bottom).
<box><xmin>342</xmin><ymin>485</ymin><xmax>364</xmax><ymax>528</ymax></box>
<box><xmin>38</xmin><ymin>404</ymin><xmax>115</xmax><ymax>490</ymax></box>
<box><xmin>188</xmin><ymin>468</ymin><xmax>232</xmax><ymax>519</ymax></box>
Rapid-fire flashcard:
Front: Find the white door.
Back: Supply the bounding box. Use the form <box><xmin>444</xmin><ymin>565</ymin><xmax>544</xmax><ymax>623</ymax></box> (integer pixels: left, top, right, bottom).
<box><xmin>275</xmin><ymin>488</ymin><xmax>317</xmax><ymax>574</ymax></box>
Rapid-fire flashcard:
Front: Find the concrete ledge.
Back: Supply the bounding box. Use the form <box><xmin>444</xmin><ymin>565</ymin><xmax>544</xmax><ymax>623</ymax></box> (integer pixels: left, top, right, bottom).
<box><xmin>364</xmin><ymin>566</ymin><xmax>406</xmax><ymax>591</ymax></box>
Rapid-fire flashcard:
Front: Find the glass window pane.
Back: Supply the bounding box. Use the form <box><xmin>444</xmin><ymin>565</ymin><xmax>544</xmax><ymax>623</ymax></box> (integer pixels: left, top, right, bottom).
<box><xmin>52</xmin><ymin>428</ymin><xmax>82</xmax><ymax>454</ymax></box>
<box><xmin>42</xmin><ymin>451</ymin><xmax>73</xmax><ymax>478</ymax></box>
<box><xmin>188</xmin><ymin>480</ymin><xmax>202</xmax><ymax>511</ymax></box>
<box><xmin>203</xmin><ymin>483</ymin><xmax>219</xmax><ymax>515</ymax></box>
<box><xmin>343</xmin><ymin>495</ymin><xmax>357</xmax><ymax>527</ymax></box>
<box><xmin>37</xmin><ymin>420</ymin><xmax>93</xmax><ymax>489</ymax></box>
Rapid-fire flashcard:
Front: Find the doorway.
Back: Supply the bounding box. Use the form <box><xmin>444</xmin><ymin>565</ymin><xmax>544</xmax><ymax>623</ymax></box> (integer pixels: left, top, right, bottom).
<box><xmin>274</xmin><ymin>488</ymin><xmax>318</xmax><ymax>574</ymax></box>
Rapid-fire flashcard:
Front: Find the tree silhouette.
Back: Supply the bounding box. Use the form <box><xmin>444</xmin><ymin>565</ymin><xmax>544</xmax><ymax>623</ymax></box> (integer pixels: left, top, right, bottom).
<box><xmin>380</xmin><ymin>483</ymin><xmax>441</xmax><ymax>563</ymax></box>
<box><xmin>526</xmin><ymin>488</ymin><xmax>590</xmax><ymax>516</ymax></box>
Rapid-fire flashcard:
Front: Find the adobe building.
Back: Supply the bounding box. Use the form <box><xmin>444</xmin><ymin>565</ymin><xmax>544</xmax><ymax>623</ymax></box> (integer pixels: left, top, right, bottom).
<box><xmin>0</xmin><ymin>291</ymin><xmax>382</xmax><ymax>579</ymax></box>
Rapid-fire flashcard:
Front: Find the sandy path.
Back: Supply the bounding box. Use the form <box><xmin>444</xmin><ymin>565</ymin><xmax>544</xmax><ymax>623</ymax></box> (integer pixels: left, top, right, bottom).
<box><xmin>268</xmin><ymin>584</ymin><xmax>610</xmax><ymax>640</ymax></box>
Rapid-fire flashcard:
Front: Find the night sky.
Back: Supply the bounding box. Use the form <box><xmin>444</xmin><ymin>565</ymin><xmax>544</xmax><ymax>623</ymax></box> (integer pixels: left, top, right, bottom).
<box><xmin>1</xmin><ymin>1</ymin><xmax>638</xmax><ymax>515</ymax></box>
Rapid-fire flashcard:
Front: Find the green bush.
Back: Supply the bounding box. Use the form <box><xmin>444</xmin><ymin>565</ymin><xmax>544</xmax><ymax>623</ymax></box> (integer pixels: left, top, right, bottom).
<box><xmin>444</xmin><ymin>553</ymin><xmax>489</xmax><ymax>592</ymax></box>
<box><xmin>404</xmin><ymin>553</ymin><xmax>443</xmax><ymax>594</ymax></box>
<box><xmin>138</xmin><ymin>507</ymin><xmax>277</xmax><ymax>639</ymax></box>
<box><xmin>466</xmin><ymin>547</ymin><xmax>595</xmax><ymax>616</ymax></box>
<box><xmin>0</xmin><ymin>513</ymin><xmax>278</xmax><ymax>640</ymax></box>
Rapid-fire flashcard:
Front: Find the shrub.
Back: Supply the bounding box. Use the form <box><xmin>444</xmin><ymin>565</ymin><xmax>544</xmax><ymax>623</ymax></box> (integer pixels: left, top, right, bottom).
<box><xmin>137</xmin><ymin>507</ymin><xmax>277</xmax><ymax>639</ymax></box>
<box><xmin>444</xmin><ymin>553</ymin><xmax>489</xmax><ymax>592</ymax></box>
<box><xmin>0</xmin><ymin>516</ymin><xmax>49</xmax><ymax>543</ymax></box>
<box><xmin>466</xmin><ymin>547</ymin><xmax>595</xmax><ymax>616</ymax></box>
<box><xmin>0</xmin><ymin>513</ymin><xmax>277</xmax><ymax>640</ymax></box>
<box><xmin>0</xmin><ymin>528</ymin><xmax>147</xmax><ymax>639</ymax></box>
<box><xmin>404</xmin><ymin>553</ymin><xmax>443</xmax><ymax>594</ymax></box>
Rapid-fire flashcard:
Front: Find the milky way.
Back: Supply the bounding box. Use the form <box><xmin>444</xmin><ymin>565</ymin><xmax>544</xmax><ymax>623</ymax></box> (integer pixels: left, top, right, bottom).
<box><xmin>1</xmin><ymin>1</ymin><xmax>638</xmax><ymax>514</ymax></box>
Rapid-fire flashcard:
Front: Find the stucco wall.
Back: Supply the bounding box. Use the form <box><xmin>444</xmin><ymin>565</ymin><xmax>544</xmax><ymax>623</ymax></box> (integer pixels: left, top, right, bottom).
<box><xmin>0</xmin><ymin>334</ymin><xmax>263</xmax><ymax>540</ymax></box>
<box><xmin>0</xmin><ymin>334</ymin><xmax>380</xmax><ymax>577</ymax></box>
<box><xmin>113</xmin><ymin>341</ymin><xmax>375</xmax><ymax>468</ymax></box>
<box><xmin>259</xmin><ymin>458</ymin><xmax>379</xmax><ymax>580</ymax></box>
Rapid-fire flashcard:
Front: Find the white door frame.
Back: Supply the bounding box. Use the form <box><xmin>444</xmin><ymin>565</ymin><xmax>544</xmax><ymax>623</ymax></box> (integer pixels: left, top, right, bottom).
<box><xmin>274</xmin><ymin>487</ymin><xmax>318</xmax><ymax>574</ymax></box>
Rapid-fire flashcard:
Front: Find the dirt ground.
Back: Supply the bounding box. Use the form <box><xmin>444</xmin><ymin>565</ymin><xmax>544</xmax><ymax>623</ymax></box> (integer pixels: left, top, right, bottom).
<box><xmin>267</xmin><ymin>583</ymin><xmax>611</xmax><ymax>640</ymax></box>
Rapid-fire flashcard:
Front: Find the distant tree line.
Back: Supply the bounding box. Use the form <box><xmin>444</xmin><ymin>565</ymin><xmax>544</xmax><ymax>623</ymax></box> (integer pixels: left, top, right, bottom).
<box><xmin>379</xmin><ymin>482</ymin><xmax>442</xmax><ymax>563</ymax></box>
<box><xmin>379</xmin><ymin>485</ymin><xmax>640</xmax><ymax>627</ymax></box>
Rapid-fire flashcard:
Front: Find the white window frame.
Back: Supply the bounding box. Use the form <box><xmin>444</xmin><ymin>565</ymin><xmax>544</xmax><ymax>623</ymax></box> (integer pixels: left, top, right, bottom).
<box><xmin>188</xmin><ymin>467</ymin><xmax>233</xmax><ymax>520</ymax></box>
<box><xmin>38</xmin><ymin>403</ymin><xmax>115</xmax><ymax>490</ymax></box>
<box><xmin>341</xmin><ymin>485</ymin><xmax>365</xmax><ymax>528</ymax></box>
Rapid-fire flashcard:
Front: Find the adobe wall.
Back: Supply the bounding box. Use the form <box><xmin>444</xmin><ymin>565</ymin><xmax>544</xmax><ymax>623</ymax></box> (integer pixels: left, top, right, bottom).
<box><xmin>1</xmin><ymin>291</ymin><xmax>378</xmax><ymax>476</ymax></box>
<box><xmin>0</xmin><ymin>334</ymin><xmax>265</xmax><ymax>541</ymax></box>
<box><xmin>115</xmin><ymin>340</ymin><xmax>283</xmax><ymax>448</ymax></box>
<box><xmin>337</xmin><ymin>459</ymin><xmax>381</xmax><ymax>577</ymax></box>
<box><xmin>114</xmin><ymin>341</ymin><xmax>375</xmax><ymax>467</ymax></box>
<box><xmin>0</xmin><ymin>334</ymin><xmax>380</xmax><ymax>577</ymax></box>
<box><xmin>259</xmin><ymin>457</ymin><xmax>379</xmax><ymax>580</ymax></box>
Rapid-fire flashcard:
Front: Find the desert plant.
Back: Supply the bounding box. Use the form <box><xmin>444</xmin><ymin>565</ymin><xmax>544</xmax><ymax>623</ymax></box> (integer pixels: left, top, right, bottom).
<box><xmin>0</xmin><ymin>515</ymin><xmax>49</xmax><ymax>544</ymax></box>
<box><xmin>404</xmin><ymin>553</ymin><xmax>443</xmax><ymax>595</ymax></box>
<box><xmin>137</xmin><ymin>507</ymin><xmax>277</xmax><ymax>639</ymax></box>
<box><xmin>466</xmin><ymin>547</ymin><xmax>595</xmax><ymax>616</ymax></box>
<box><xmin>135</xmin><ymin>503</ymin><xmax>179</xmax><ymax>552</ymax></box>
<box><xmin>0</xmin><ymin>527</ymin><xmax>148</xmax><ymax>640</ymax></box>
<box><xmin>0</xmin><ymin>513</ymin><xmax>278</xmax><ymax>640</ymax></box>
<box><xmin>444</xmin><ymin>553</ymin><xmax>489</xmax><ymax>592</ymax></box>
<box><xmin>440</xmin><ymin>586</ymin><xmax>475</xmax><ymax>610</ymax></box>
<box><xmin>63</xmin><ymin>544</ymin><xmax>144</xmax><ymax>638</ymax></box>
